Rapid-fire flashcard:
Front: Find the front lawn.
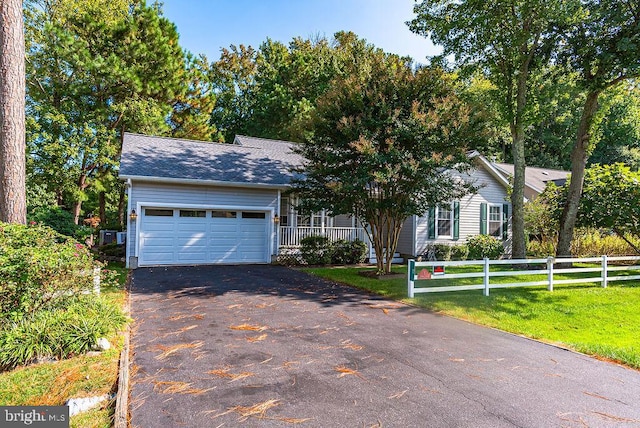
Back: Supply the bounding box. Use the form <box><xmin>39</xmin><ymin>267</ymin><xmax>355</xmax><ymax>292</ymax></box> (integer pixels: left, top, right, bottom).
<box><xmin>303</xmin><ymin>265</ymin><xmax>640</xmax><ymax>369</ymax></box>
<box><xmin>0</xmin><ymin>262</ymin><xmax>128</xmax><ymax>428</ymax></box>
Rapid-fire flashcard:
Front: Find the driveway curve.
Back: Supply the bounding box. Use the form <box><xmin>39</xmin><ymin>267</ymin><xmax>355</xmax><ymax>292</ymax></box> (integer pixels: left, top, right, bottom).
<box><xmin>129</xmin><ymin>265</ymin><xmax>640</xmax><ymax>427</ymax></box>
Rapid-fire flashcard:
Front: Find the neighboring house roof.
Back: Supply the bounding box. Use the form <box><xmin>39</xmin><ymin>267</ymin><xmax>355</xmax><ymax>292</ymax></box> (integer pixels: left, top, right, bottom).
<box><xmin>119</xmin><ymin>132</ymin><xmax>304</xmax><ymax>188</ymax></box>
<box><xmin>491</xmin><ymin>162</ymin><xmax>569</xmax><ymax>197</ymax></box>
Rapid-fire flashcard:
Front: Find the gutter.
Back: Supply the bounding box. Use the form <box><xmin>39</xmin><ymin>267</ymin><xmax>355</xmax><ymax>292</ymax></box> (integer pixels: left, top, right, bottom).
<box><xmin>119</xmin><ymin>174</ymin><xmax>290</xmax><ymax>191</ymax></box>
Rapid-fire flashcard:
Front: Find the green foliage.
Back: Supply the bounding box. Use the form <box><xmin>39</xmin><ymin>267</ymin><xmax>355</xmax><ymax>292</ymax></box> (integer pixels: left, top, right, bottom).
<box><xmin>0</xmin><ymin>222</ymin><xmax>96</xmax><ymax>321</ymax></box>
<box><xmin>292</xmin><ymin>37</ymin><xmax>475</xmax><ymax>273</ymax></box>
<box><xmin>577</xmin><ymin>164</ymin><xmax>640</xmax><ymax>252</ymax></box>
<box><xmin>331</xmin><ymin>240</ymin><xmax>368</xmax><ymax>265</ymax></box>
<box><xmin>27</xmin><ymin>206</ymin><xmax>92</xmax><ymax>240</ymax></box>
<box><xmin>299</xmin><ymin>237</ymin><xmax>368</xmax><ymax>266</ymax></box>
<box><xmin>467</xmin><ymin>235</ymin><xmax>505</xmax><ymax>260</ymax></box>
<box><xmin>0</xmin><ymin>295</ymin><xmax>127</xmax><ymax>370</ymax></box>
<box><xmin>211</xmin><ymin>35</ymin><xmax>339</xmax><ymax>143</ymax></box>
<box><xmin>571</xmin><ymin>229</ymin><xmax>639</xmax><ymax>257</ymax></box>
<box><xmin>430</xmin><ymin>244</ymin><xmax>452</xmax><ymax>261</ymax></box>
<box><xmin>97</xmin><ymin>243</ymin><xmax>125</xmax><ymax>257</ymax></box>
<box><xmin>300</xmin><ymin>236</ymin><xmax>333</xmax><ymax>265</ymax></box>
<box><xmin>450</xmin><ymin>244</ymin><xmax>469</xmax><ymax>261</ymax></box>
<box><xmin>25</xmin><ymin>1</ymin><xmax>186</xmax><ymax>222</ymax></box>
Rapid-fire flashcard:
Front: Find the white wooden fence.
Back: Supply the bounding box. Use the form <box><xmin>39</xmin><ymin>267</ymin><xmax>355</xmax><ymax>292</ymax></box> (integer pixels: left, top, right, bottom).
<box><xmin>407</xmin><ymin>256</ymin><xmax>640</xmax><ymax>298</ymax></box>
<box><xmin>279</xmin><ymin>226</ymin><xmax>368</xmax><ymax>247</ymax></box>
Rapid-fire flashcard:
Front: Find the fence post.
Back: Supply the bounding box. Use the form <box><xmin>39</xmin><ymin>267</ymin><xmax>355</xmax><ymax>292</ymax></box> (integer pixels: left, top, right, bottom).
<box><xmin>483</xmin><ymin>258</ymin><xmax>490</xmax><ymax>296</ymax></box>
<box><xmin>93</xmin><ymin>267</ymin><xmax>101</xmax><ymax>294</ymax></box>
<box><xmin>601</xmin><ymin>255</ymin><xmax>608</xmax><ymax>288</ymax></box>
<box><xmin>408</xmin><ymin>259</ymin><xmax>415</xmax><ymax>298</ymax></box>
<box><xmin>547</xmin><ymin>257</ymin><xmax>554</xmax><ymax>292</ymax></box>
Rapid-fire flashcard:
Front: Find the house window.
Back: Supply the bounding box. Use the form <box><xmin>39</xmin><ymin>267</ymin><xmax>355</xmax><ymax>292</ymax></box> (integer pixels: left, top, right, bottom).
<box><xmin>179</xmin><ymin>210</ymin><xmax>206</xmax><ymax>218</ymax></box>
<box><xmin>145</xmin><ymin>208</ymin><xmax>173</xmax><ymax>217</ymax></box>
<box><xmin>437</xmin><ymin>205</ymin><xmax>453</xmax><ymax>237</ymax></box>
<box><xmin>279</xmin><ymin>197</ymin><xmax>290</xmax><ymax>226</ymax></box>
<box><xmin>242</xmin><ymin>212</ymin><xmax>266</xmax><ymax>219</ymax></box>
<box><xmin>488</xmin><ymin>205</ymin><xmax>502</xmax><ymax>237</ymax></box>
<box><xmin>212</xmin><ymin>211</ymin><xmax>236</xmax><ymax>218</ymax></box>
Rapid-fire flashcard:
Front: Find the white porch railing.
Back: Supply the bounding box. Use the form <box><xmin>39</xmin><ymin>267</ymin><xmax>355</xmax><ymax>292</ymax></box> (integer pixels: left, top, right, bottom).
<box><xmin>279</xmin><ymin>226</ymin><xmax>368</xmax><ymax>247</ymax></box>
<box><xmin>407</xmin><ymin>256</ymin><xmax>640</xmax><ymax>298</ymax></box>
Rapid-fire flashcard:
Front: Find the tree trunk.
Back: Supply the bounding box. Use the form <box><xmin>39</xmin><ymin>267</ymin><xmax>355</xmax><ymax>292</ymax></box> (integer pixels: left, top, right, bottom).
<box><xmin>509</xmin><ymin>67</ymin><xmax>529</xmax><ymax>259</ymax></box>
<box><xmin>556</xmin><ymin>90</ymin><xmax>601</xmax><ymax>257</ymax></box>
<box><xmin>73</xmin><ymin>174</ymin><xmax>88</xmax><ymax>224</ymax></box>
<box><xmin>0</xmin><ymin>0</ymin><xmax>26</xmax><ymax>224</ymax></box>
<box><xmin>99</xmin><ymin>191</ymin><xmax>106</xmax><ymax>224</ymax></box>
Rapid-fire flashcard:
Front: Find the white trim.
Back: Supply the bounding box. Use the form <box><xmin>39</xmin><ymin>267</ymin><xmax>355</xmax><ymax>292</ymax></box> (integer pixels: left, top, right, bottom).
<box><xmin>120</xmin><ymin>175</ymin><xmax>289</xmax><ymax>190</ymax></box>
<box><xmin>276</xmin><ymin>190</ymin><xmax>281</xmax><ymax>254</ymax></box>
<box><xmin>435</xmin><ymin>203</ymin><xmax>454</xmax><ymax>239</ymax></box>
<box><xmin>125</xmin><ymin>179</ymin><xmax>132</xmax><ymax>268</ymax></box>
<box><xmin>135</xmin><ymin>201</ymin><xmax>275</xmax><ymax>266</ymax></box>
<box><xmin>486</xmin><ymin>203</ymin><xmax>503</xmax><ymax>238</ymax></box>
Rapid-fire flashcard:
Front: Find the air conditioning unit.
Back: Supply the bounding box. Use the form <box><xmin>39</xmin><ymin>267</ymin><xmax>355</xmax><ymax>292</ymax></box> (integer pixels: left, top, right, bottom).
<box><xmin>116</xmin><ymin>232</ymin><xmax>126</xmax><ymax>245</ymax></box>
<box><xmin>99</xmin><ymin>230</ymin><xmax>117</xmax><ymax>245</ymax></box>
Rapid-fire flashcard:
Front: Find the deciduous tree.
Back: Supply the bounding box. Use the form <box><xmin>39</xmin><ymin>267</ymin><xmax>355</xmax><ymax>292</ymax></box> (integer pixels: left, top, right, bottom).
<box><xmin>409</xmin><ymin>0</ymin><xmax>580</xmax><ymax>258</ymax></box>
<box><xmin>291</xmin><ymin>42</ymin><xmax>475</xmax><ymax>274</ymax></box>
<box><xmin>555</xmin><ymin>0</ymin><xmax>640</xmax><ymax>257</ymax></box>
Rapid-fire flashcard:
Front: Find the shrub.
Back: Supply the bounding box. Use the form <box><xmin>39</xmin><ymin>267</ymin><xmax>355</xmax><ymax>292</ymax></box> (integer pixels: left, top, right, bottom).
<box><xmin>467</xmin><ymin>235</ymin><xmax>504</xmax><ymax>260</ymax></box>
<box><xmin>571</xmin><ymin>228</ymin><xmax>639</xmax><ymax>257</ymax></box>
<box><xmin>27</xmin><ymin>206</ymin><xmax>92</xmax><ymax>241</ymax></box>
<box><xmin>0</xmin><ymin>222</ymin><xmax>97</xmax><ymax>321</ymax></box>
<box><xmin>332</xmin><ymin>239</ymin><xmax>368</xmax><ymax>265</ymax></box>
<box><xmin>527</xmin><ymin>239</ymin><xmax>556</xmax><ymax>258</ymax></box>
<box><xmin>300</xmin><ymin>236</ymin><xmax>333</xmax><ymax>265</ymax></box>
<box><xmin>450</xmin><ymin>244</ymin><xmax>469</xmax><ymax>261</ymax></box>
<box><xmin>432</xmin><ymin>244</ymin><xmax>452</xmax><ymax>261</ymax></box>
<box><xmin>0</xmin><ymin>295</ymin><xmax>127</xmax><ymax>370</ymax></box>
<box><xmin>97</xmin><ymin>243</ymin><xmax>125</xmax><ymax>257</ymax></box>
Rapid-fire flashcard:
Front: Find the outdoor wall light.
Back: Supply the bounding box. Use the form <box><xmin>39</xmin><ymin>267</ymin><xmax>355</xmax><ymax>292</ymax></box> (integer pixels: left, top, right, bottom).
<box><xmin>129</xmin><ymin>209</ymin><xmax>138</xmax><ymax>221</ymax></box>
<box><xmin>274</xmin><ymin>214</ymin><xmax>280</xmax><ymax>224</ymax></box>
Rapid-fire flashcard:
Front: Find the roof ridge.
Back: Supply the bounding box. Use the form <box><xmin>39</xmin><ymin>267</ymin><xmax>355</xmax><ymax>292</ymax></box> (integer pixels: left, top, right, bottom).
<box><xmin>235</xmin><ymin>134</ymin><xmax>297</xmax><ymax>146</ymax></box>
<box><xmin>124</xmin><ymin>132</ymin><xmax>225</xmax><ymax>146</ymax></box>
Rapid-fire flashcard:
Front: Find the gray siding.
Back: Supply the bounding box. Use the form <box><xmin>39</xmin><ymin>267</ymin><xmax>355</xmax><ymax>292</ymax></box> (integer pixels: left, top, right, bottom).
<box><xmin>127</xmin><ymin>181</ymin><xmax>279</xmax><ymax>263</ymax></box>
<box><xmin>413</xmin><ymin>167</ymin><xmax>511</xmax><ymax>257</ymax></box>
<box><xmin>396</xmin><ymin>216</ymin><xmax>415</xmax><ymax>256</ymax></box>
<box><xmin>333</xmin><ymin>214</ymin><xmax>354</xmax><ymax>228</ymax></box>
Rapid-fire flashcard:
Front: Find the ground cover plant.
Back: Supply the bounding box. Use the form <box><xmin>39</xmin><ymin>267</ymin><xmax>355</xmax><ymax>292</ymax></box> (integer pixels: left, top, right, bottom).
<box><xmin>303</xmin><ymin>265</ymin><xmax>640</xmax><ymax>369</ymax></box>
<box><xmin>0</xmin><ymin>261</ymin><xmax>128</xmax><ymax>427</ymax></box>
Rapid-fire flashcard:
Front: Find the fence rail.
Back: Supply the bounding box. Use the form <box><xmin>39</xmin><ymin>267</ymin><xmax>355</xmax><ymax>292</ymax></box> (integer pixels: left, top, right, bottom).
<box><xmin>407</xmin><ymin>256</ymin><xmax>640</xmax><ymax>297</ymax></box>
<box><xmin>279</xmin><ymin>226</ymin><xmax>368</xmax><ymax>247</ymax></box>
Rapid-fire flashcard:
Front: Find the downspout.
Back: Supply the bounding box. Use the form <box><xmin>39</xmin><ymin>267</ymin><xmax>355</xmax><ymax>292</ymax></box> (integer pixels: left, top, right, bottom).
<box><xmin>275</xmin><ymin>190</ymin><xmax>281</xmax><ymax>258</ymax></box>
<box><xmin>125</xmin><ymin>179</ymin><xmax>132</xmax><ymax>268</ymax></box>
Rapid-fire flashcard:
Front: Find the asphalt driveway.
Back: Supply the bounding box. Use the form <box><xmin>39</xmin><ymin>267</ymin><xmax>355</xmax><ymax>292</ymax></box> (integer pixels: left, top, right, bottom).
<box><xmin>129</xmin><ymin>265</ymin><xmax>640</xmax><ymax>427</ymax></box>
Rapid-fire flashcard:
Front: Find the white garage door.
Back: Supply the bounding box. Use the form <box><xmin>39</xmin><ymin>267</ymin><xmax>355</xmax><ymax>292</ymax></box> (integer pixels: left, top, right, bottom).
<box><xmin>138</xmin><ymin>208</ymin><xmax>270</xmax><ymax>266</ymax></box>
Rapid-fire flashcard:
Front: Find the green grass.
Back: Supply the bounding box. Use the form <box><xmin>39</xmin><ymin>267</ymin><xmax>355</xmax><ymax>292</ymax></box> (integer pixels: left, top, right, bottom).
<box><xmin>303</xmin><ymin>264</ymin><xmax>640</xmax><ymax>369</ymax></box>
<box><xmin>0</xmin><ymin>261</ymin><xmax>128</xmax><ymax>427</ymax></box>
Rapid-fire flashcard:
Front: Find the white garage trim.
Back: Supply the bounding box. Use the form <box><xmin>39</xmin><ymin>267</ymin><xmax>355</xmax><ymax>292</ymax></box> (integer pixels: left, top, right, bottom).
<box><xmin>134</xmin><ymin>201</ymin><xmax>275</xmax><ymax>266</ymax></box>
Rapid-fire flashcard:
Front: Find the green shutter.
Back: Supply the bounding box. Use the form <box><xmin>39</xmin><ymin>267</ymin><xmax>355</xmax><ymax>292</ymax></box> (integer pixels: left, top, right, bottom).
<box><xmin>502</xmin><ymin>203</ymin><xmax>509</xmax><ymax>241</ymax></box>
<box><xmin>428</xmin><ymin>207</ymin><xmax>436</xmax><ymax>239</ymax></box>
<box><xmin>453</xmin><ymin>201</ymin><xmax>460</xmax><ymax>240</ymax></box>
<box><xmin>480</xmin><ymin>203</ymin><xmax>487</xmax><ymax>235</ymax></box>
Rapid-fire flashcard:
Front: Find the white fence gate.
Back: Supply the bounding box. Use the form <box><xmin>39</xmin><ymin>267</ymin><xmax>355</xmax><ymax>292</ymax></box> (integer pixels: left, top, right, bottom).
<box><xmin>407</xmin><ymin>256</ymin><xmax>640</xmax><ymax>298</ymax></box>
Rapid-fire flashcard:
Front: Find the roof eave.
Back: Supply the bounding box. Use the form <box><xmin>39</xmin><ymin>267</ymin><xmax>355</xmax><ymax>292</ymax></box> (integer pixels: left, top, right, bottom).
<box><xmin>119</xmin><ymin>174</ymin><xmax>291</xmax><ymax>190</ymax></box>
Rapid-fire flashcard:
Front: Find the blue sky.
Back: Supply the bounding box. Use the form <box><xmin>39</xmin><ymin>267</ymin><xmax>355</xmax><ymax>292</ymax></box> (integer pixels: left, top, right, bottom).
<box><xmin>160</xmin><ymin>0</ymin><xmax>441</xmax><ymax>63</ymax></box>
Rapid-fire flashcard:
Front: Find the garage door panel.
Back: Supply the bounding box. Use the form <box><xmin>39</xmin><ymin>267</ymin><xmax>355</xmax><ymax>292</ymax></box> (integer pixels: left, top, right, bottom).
<box><xmin>139</xmin><ymin>207</ymin><xmax>270</xmax><ymax>266</ymax></box>
<box><xmin>144</xmin><ymin>222</ymin><xmax>175</xmax><ymax>232</ymax></box>
<box><xmin>177</xmin><ymin>223</ymin><xmax>207</xmax><ymax>232</ymax></box>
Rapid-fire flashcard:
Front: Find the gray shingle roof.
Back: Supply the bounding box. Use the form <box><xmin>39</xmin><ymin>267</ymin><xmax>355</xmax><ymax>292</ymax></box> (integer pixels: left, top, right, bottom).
<box><xmin>492</xmin><ymin>162</ymin><xmax>569</xmax><ymax>194</ymax></box>
<box><xmin>119</xmin><ymin>133</ymin><xmax>303</xmax><ymax>187</ymax></box>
